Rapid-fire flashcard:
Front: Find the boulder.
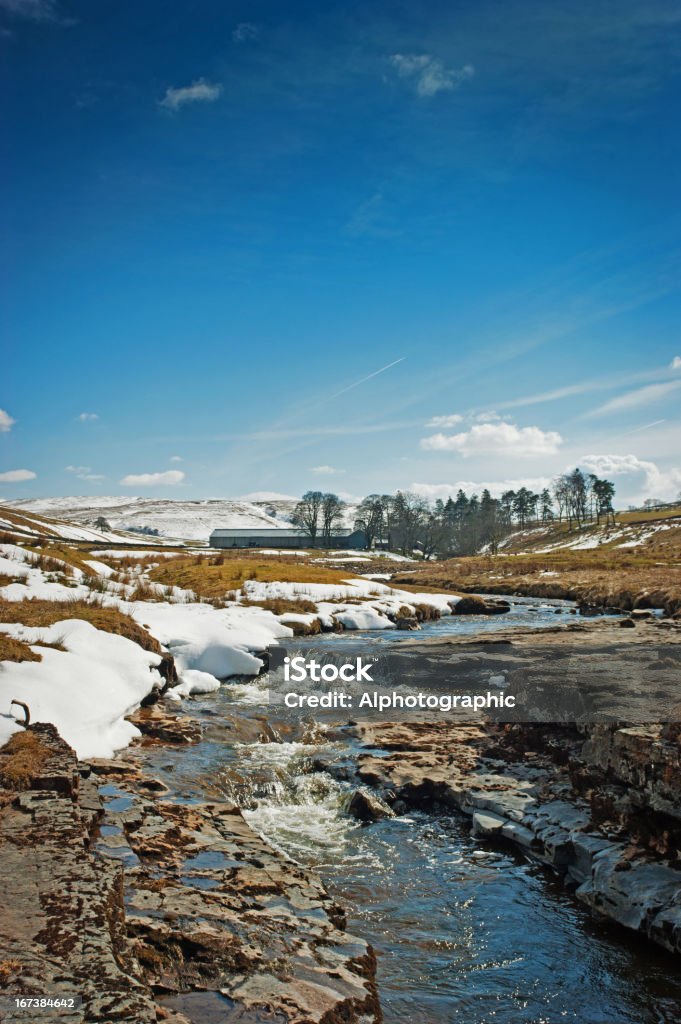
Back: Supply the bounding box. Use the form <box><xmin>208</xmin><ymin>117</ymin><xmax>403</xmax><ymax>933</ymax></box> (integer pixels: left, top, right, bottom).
<box><xmin>454</xmin><ymin>596</ymin><xmax>511</xmax><ymax>616</ymax></box>
<box><xmin>345</xmin><ymin>788</ymin><xmax>395</xmax><ymax>822</ymax></box>
<box><xmin>396</xmin><ymin>616</ymin><xmax>420</xmax><ymax>631</ymax></box>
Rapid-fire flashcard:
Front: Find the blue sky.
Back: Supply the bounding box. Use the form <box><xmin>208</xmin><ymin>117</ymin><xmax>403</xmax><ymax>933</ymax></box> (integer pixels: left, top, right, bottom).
<box><xmin>2</xmin><ymin>0</ymin><xmax>681</xmax><ymax>506</ymax></box>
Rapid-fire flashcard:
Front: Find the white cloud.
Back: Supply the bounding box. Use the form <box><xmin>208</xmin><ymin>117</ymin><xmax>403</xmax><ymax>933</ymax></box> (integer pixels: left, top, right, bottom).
<box><xmin>421</xmin><ymin>421</ymin><xmax>563</xmax><ymax>457</ymax></box>
<box><xmin>0</xmin><ymin>409</ymin><xmax>15</xmax><ymax>432</ymax></box>
<box><xmin>671</xmin><ymin>356</ymin><xmax>681</xmax><ymax>369</ymax></box>
<box><xmin>0</xmin><ymin>469</ymin><xmax>36</xmax><ymax>482</ymax></box>
<box><xmin>160</xmin><ymin>78</ymin><xmax>223</xmax><ymax>111</ymax></box>
<box><xmin>169</xmin><ymin>455</ymin><xmax>183</xmax><ymax>462</ymax></box>
<box><xmin>587</xmin><ymin>379</ymin><xmax>681</xmax><ymax>417</ymax></box>
<box><xmin>310</xmin><ymin>465</ymin><xmax>345</xmax><ymax>475</ymax></box>
<box><xmin>120</xmin><ymin>470</ymin><xmax>185</xmax><ymax>487</ymax></box>
<box><xmin>425</xmin><ymin>413</ymin><xmax>463</xmax><ymax>428</ymax></box>
<box><xmin>239</xmin><ymin>491</ymin><xmax>298</xmax><ymax>501</ymax></box>
<box><xmin>77</xmin><ymin>411</ymin><xmax>98</xmax><ymax>422</ymax></box>
<box><xmin>65</xmin><ymin>465</ymin><xmax>104</xmax><ymax>481</ymax></box>
<box><xmin>390</xmin><ymin>54</ymin><xmax>474</xmax><ymax>98</ymax></box>
<box><xmin>412</xmin><ymin>477</ymin><xmax>552</xmax><ymax>500</ymax></box>
<box><xmin>0</xmin><ymin>0</ymin><xmax>58</xmax><ymax>21</ymax></box>
<box><xmin>473</xmin><ymin>411</ymin><xmax>501</xmax><ymax>423</ymax></box>
<box><xmin>580</xmin><ymin>453</ymin><xmax>681</xmax><ymax>503</ymax></box>
<box><xmin>232</xmin><ymin>21</ymin><xmax>258</xmax><ymax>42</ymax></box>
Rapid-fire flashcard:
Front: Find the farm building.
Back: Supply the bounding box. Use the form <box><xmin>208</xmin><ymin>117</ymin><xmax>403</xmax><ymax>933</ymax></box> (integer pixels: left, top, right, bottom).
<box><xmin>209</xmin><ymin>528</ymin><xmax>366</xmax><ymax>550</ymax></box>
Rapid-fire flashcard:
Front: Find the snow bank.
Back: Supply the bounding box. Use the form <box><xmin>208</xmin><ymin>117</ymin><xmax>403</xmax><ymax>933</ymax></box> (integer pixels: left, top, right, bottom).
<box><xmin>0</xmin><ymin>619</ymin><xmax>162</xmax><ymax>757</ymax></box>
<box><xmin>167</xmin><ymin>668</ymin><xmax>222</xmax><ymax>700</ymax></box>
<box><xmin>330</xmin><ymin>606</ymin><xmax>395</xmax><ymax>630</ymax></box>
<box><xmin>0</xmin><ymin>549</ymin><xmax>91</xmax><ymax>603</ymax></box>
<box><xmin>126</xmin><ymin>600</ymin><xmax>293</xmax><ymax>681</ymax></box>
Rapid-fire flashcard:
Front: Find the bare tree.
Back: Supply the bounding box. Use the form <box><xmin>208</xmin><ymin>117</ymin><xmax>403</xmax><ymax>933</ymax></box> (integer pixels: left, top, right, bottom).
<box><xmin>354</xmin><ymin>494</ymin><xmax>386</xmax><ymax>550</ymax></box>
<box><xmin>320</xmin><ymin>493</ymin><xmax>345</xmax><ymax>547</ymax></box>
<box><xmin>292</xmin><ymin>491</ymin><xmax>324</xmax><ymax>546</ymax></box>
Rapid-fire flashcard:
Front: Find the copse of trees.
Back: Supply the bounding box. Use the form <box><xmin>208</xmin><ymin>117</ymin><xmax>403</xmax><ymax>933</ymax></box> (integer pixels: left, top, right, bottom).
<box><xmin>354</xmin><ymin>469</ymin><xmax>615</xmax><ymax>557</ymax></box>
<box><xmin>292</xmin><ymin>468</ymin><xmax>615</xmax><ymax>557</ymax></box>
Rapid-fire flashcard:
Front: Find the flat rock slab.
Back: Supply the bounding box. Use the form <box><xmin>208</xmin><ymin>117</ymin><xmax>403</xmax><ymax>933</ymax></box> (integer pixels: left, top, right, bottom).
<box><xmin>0</xmin><ymin>725</ymin><xmax>380</xmax><ymax>1024</ymax></box>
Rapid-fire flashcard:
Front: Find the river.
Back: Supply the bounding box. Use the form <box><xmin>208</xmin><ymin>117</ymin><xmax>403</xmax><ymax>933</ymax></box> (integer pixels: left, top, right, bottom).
<box><xmin>138</xmin><ymin>597</ymin><xmax>681</xmax><ymax>1024</ymax></box>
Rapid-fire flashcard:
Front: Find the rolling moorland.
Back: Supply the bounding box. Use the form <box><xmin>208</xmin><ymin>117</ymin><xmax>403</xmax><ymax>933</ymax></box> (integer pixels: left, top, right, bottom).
<box><xmin>0</xmin><ymin>498</ymin><xmax>680</xmax><ymax>1023</ymax></box>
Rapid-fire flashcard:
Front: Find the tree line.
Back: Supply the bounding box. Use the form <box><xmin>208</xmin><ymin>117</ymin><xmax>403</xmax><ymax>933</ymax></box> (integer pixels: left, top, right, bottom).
<box><xmin>293</xmin><ymin>468</ymin><xmax>615</xmax><ymax>558</ymax></box>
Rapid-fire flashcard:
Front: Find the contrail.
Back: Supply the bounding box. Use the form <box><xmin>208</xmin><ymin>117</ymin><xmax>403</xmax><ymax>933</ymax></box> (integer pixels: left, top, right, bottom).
<box><xmin>331</xmin><ymin>357</ymin><xmax>406</xmax><ymax>398</ymax></box>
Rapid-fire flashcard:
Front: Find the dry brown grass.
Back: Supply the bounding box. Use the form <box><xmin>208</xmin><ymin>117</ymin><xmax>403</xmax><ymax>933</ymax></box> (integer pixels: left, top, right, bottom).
<box><xmin>127</xmin><ymin>580</ymin><xmax>165</xmax><ymax>603</ymax></box>
<box><xmin>241</xmin><ymin>597</ymin><xmax>318</xmax><ymax>615</ymax></box>
<box><xmin>27</xmin><ymin>541</ymin><xmax>93</xmax><ymax>575</ymax></box>
<box><xmin>0</xmin><ymin>599</ymin><xmax>161</xmax><ymax>653</ymax></box>
<box><xmin>0</xmin><ymin>530</ymin><xmax>25</xmax><ymax>545</ymax></box>
<box><xmin>0</xmin><ymin>959</ymin><xmax>23</xmax><ymax>983</ymax></box>
<box><xmin>149</xmin><ymin>554</ymin><xmax>357</xmax><ymax>600</ymax></box>
<box><xmin>414</xmin><ymin>602</ymin><xmax>441</xmax><ymax>621</ymax></box>
<box><xmin>394</xmin><ymin>542</ymin><xmax>681</xmax><ymax>614</ymax></box>
<box><xmin>0</xmin><ymin>573</ymin><xmax>26</xmax><ymax>588</ymax></box>
<box><xmin>281</xmin><ymin>616</ymin><xmax>323</xmax><ymax>635</ymax></box>
<box><xmin>0</xmin><ymin>730</ymin><xmax>50</xmax><ymax>789</ymax></box>
<box><xmin>0</xmin><ymin>635</ymin><xmax>42</xmax><ymax>663</ymax></box>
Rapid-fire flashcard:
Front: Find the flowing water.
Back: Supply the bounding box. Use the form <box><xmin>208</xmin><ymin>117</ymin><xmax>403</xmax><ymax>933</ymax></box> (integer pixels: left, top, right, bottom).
<box><xmin>141</xmin><ymin>598</ymin><xmax>681</xmax><ymax>1024</ymax></box>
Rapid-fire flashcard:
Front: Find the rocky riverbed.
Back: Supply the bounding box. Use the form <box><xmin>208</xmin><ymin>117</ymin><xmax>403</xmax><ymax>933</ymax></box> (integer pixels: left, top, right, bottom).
<box><xmin>0</xmin><ymin>723</ymin><xmax>380</xmax><ymax>1024</ymax></box>
<box><xmin>322</xmin><ymin>618</ymin><xmax>681</xmax><ymax>956</ymax></box>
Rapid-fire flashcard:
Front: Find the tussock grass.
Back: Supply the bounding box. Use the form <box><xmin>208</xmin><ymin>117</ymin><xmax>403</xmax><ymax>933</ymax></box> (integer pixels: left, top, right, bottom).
<box><xmin>0</xmin><ymin>530</ymin><xmax>25</xmax><ymax>545</ymax></box>
<box><xmin>27</xmin><ymin>541</ymin><xmax>92</xmax><ymax>575</ymax></box>
<box><xmin>0</xmin><ymin>574</ymin><xmax>26</xmax><ymax>588</ymax></box>
<box><xmin>127</xmin><ymin>580</ymin><xmax>165</xmax><ymax>603</ymax></box>
<box><xmin>282</xmin><ymin>616</ymin><xmax>323</xmax><ymax>636</ymax></box>
<box><xmin>241</xmin><ymin>597</ymin><xmax>318</xmax><ymax>615</ymax></box>
<box><xmin>0</xmin><ymin>599</ymin><xmax>161</xmax><ymax>654</ymax></box>
<box><xmin>0</xmin><ymin>635</ymin><xmax>42</xmax><ymax>663</ymax></box>
<box><xmin>0</xmin><ymin>730</ymin><xmax>50</xmax><ymax>789</ymax></box>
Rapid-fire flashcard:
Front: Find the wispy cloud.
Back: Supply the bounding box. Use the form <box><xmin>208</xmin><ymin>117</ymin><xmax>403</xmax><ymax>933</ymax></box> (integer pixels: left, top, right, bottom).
<box><xmin>120</xmin><ymin>470</ymin><xmax>185</xmax><ymax>486</ymax></box>
<box><xmin>160</xmin><ymin>78</ymin><xmax>223</xmax><ymax>112</ymax></box>
<box><xmin>0</xmin><ymin>0</ymin><xmax>59</xmax><ymax>21</ymax></box>
<box><xmin>65</xmin><ymin>465</ymin><xmax>104</xmax><ymax>481</ymax></box>
<box><xmin>169</xmin><ymin>455</ymin><xmax>183</xmax><ymax>463</ymax></box>
<box><xmin>671</xmin><ymin>355</ymin><xmax>681</xmax><ymax>369</ymax></box>
<box><xmin>345</xmin><ymin>193</ymin><xmax>399</xmax><ymax>239</ymax></box>
<box><xmin>0</xmin><ymin>409</ymin><xmax>15</xmax><ymax>432</ymax></box>
<box><xmin>421</xmin><ymin>421</ymin><xmax>563</xmax><ymax>457</ymax></box>
<box><xmin>389</xmin><ymin>54</ymin><xmax>474</xmax><ymax>97</ymax></box>
<box><xmin>0</xmin><ymin>468</ymin><xmax>36</xmax><ymax>482</ymax></box>
<box><xmin>586</xmin><ymin>379</ymin><xmax>681</xmax><ymax>417</ymax></box>
<box><xmin>330</xmin><ymin>357</ymin><xmax>405</xmax><ymax>399</ymax></box>
<box><xmin>425</xmin><ymin>413</ymin><xmax>463</xmax><ymax>428</ymax></box>
<box><xmin>232</xmin><ymin>22</ymin><xmax>258</xmax><ymax>43</ymax></box>
<box><xmin>310</xmin><ymin>465</ymin><xmax>345</xmax><ymax>475</ymax></box>
<box><xmin>77</xmin><ymin>411</ymin><xmax>98</xmax><ymax>422</ymax></box>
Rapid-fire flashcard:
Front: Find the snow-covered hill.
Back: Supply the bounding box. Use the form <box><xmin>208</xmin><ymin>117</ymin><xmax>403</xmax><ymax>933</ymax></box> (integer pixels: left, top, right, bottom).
<box><xmin>6</xmin><ymin>496</ymin><xmax>304</xmax><ymax>542</ymax></box>
<box><xmin>8</xmin><ymin>495</ymin><xmax>361</xmax><ymax>542</ymax></box>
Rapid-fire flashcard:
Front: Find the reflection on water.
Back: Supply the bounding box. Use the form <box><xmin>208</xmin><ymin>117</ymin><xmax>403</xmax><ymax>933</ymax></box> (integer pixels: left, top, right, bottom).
<box><xmin>140</xmin><ymin>598</ymin><xmax>681</xmax><ymax>1024</ymax></box>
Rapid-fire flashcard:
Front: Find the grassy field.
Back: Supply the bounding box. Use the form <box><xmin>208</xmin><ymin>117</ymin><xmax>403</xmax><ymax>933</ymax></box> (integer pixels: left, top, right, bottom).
<box><xmin>148</xmin><ymin>551</ymin><xmax>362</xmax><ymax>600</ymax></box>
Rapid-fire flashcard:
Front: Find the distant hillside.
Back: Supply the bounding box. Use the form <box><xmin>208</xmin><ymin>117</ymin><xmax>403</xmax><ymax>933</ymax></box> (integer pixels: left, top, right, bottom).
<box><xmin>497</xmin><ymin>504</ymin><xmax>681</xmax><ymax>556</ymax></box>
<box><xmin>6</xmin><ymin>496</ymin><xmax>359</xmax><ymax>543</ymax></box>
